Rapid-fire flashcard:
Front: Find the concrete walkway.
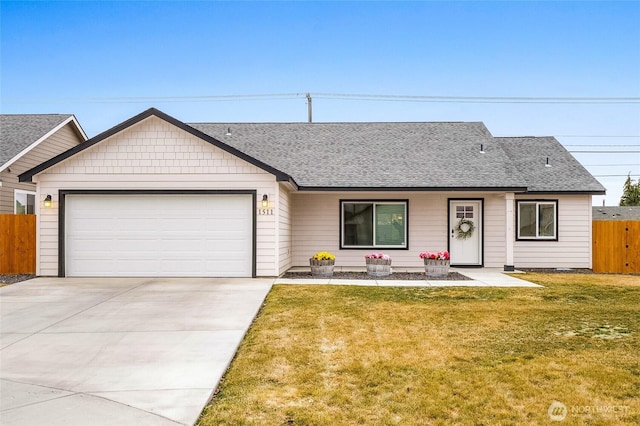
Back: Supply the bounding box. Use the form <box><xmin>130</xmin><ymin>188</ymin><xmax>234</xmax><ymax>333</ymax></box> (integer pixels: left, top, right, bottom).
<box><xmin>0</xmin><ymin>278</ymin><xmax>272</xmax><ymax>426</ymax></box>
<box><xmin>274</xmin><ymin>267</ymin><xmax>542</xmax><ymax>287</ymax></box>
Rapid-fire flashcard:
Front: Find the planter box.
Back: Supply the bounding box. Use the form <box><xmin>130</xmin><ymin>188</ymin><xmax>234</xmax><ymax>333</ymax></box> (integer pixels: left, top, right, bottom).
<box><xmin>424</xmin><ymin>258</ymin><xmax>450</xmax><ymax>278</ymax></box>
<box><xmin>366</xmin><ymin>258</ymin><xmax>392</xmax><ymax>277</ymax></box>
<box><xmin>309</xmin><ymin>259</ymin><xmax>335</xmax><ymax>277</ymax></box>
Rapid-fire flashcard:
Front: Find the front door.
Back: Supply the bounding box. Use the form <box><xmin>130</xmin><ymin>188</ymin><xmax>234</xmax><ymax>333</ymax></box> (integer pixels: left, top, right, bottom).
<box><xmin>449</xmin><ymin>200</ymin><xmax>482</xmax><ymax>266</ymax></box>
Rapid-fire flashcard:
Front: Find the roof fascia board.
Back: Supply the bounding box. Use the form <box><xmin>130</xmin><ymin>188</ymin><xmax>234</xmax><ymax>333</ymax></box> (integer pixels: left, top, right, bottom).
<box><xmin>524</xmin><ymin>190</ymin><xmax>606</xmax><ymax>195</ymax></box>
<box><xmin>19</xmin><ymin>108</ymin><xmax>296</xmax><ymax>184</ymax></box>
<box><xmin>296</xmin><ymin>186</ymin><xmax>529</xmax><ymax>192</ymax></box>
<box><xmin>2</xmin><ymin>116</ymin><xmax>86</xmax><ymax>174</ymax></box>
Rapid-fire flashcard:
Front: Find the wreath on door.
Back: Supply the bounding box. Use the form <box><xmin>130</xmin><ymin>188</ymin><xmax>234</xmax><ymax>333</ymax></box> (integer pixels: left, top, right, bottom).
<box><xmin>455</xmin><ymin>218</ymin><xmax>475</xmax><ymax>240</ymax></box>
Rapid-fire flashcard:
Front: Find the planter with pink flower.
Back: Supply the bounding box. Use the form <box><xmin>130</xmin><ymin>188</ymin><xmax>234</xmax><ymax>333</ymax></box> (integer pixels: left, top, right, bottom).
<box><xmin>365</xmin><ymin>253</ymin><xmax>392</xmax><ymax>277</ymax></box>
<box><xmin>419</xmin><ymin>250</ymin><xmax>450</xmax><ymax>278</ymax></box>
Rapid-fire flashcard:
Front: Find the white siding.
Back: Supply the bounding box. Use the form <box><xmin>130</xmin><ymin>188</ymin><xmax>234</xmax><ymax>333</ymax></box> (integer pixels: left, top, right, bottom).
<box><xmin>35</xmin><ymin>116</ymin><xmax>278</xmax><ymax>277</ymax></box>
<box><xmin>277</xmin><ymin>183</ymin><xmax>293</xmax><ymax>274</ymax></box>
<box><xmin>291</xmin><ymin>192</ymin><xmax>508</xmax><ymax>268</ymax></box>
<box><xmin>514</xmin><ymin>194</ymin><xmax>593</xmax><ymax>268</ymax></box>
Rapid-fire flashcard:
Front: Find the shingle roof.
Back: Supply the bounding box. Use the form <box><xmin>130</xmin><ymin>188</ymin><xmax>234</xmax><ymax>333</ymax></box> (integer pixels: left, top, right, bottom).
<box><xmin>0</xmin><ymin>114</ymin><xmax>74</xmax><ymax>167</ymax></box>
<box><xmin>496</xmin><ymin>137</ymin><xmax>605</xmax><ymax>193</ymax></box>
<box><xmin>593</xmin><ymin>206</ymin><xmax>640</xmax><ymax>220</ymax></box>
<box><xmin>17</xmin><ymin>108</ymin><xmax>606</xmax><ymax>194</ymax></box>
<box><xmin>190</xmin><ymin>122</ymin><xmax>528</xmax><ymax>189</ymax></box>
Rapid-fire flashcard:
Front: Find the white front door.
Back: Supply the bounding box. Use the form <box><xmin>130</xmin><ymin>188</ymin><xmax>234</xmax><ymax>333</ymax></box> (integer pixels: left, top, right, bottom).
<box><xmin>449</xmin><ymin>200</ymin><xmax>482</xmax><ymax>266</ymax></box>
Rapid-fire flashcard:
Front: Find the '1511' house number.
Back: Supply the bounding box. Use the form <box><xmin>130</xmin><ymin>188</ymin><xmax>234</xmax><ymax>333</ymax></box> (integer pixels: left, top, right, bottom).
<box><xmin>258</xmin><ymin>208</ymin><xmax>274</xmax><ymax>215</ymax></box>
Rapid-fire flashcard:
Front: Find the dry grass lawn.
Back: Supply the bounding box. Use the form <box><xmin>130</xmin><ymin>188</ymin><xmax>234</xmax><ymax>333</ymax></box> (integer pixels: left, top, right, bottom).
<box><xmin>199</xmin><ymin>273</ymin><xmax>640</xmax><ymax>425</ymax></box>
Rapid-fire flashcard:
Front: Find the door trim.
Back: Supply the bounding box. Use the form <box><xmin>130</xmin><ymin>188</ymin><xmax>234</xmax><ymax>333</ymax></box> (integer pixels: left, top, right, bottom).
<box><xmin>447</xmin><ymin>198</ymin><xmax>484</xmax><ymax>267</ymax></box>
<box><xmin>58</xmin><ymin>189</ymin><xmax>257</xmax><ymax>278</ymax></box>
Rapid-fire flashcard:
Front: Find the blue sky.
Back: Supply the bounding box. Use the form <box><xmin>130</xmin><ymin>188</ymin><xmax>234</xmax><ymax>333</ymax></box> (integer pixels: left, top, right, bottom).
<box><xmin>2</xmin><ymin>1</ymin><xmax>639</xmax><ymax>205</ymax></box>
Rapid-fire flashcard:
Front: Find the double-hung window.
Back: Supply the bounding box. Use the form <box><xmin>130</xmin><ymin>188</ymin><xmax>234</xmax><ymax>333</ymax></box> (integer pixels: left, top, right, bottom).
<box><xmin>14</xmin><ymin>190</ymin><xmax>36</xmax><ymax>215</ymax></box>
<box><xmin>517</xmin><ymin>200</ymin><xmax>557</xmax><ymax>240</ymax></box>
<box><xmin>341</xmin><ymin>201</ymin><xmax>407</xmax><ymax>248</ymax></box>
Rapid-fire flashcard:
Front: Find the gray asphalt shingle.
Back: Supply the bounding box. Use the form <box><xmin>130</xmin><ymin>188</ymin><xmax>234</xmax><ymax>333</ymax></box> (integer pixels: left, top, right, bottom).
<box><xmin>1</xmin><ymin>114</ymin><xmax>73</xmax><ymax>166</ymax></box>
<box><xmin>190</xmin><ymin>122</ymin><xmax>604</xmax><ymax>192</ymax></box>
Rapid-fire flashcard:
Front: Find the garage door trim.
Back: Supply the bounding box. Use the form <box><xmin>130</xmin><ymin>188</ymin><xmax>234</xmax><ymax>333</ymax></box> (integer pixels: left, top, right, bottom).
<box><xmin>58</xmin><ymin>189</ymin><xmax>257</xmax><ymax>277</ymax></box>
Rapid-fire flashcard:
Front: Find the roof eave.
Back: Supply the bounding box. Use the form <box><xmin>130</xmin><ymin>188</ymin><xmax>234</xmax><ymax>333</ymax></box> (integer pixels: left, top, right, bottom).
<box><xmin>19</xmin><ymin>108</ymin><xmax>295</xmax><ymax>184</ymax></box>
<box><xmin>295</xmin><ymin>186</ymin><xmax>529</xmax><ymax>192</ymax></box>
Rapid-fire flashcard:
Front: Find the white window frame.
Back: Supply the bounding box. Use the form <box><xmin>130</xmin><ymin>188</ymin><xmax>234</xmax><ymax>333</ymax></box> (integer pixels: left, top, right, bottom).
<box><xmin>340</xmin><ymin>200</ymin><xmax>408</xmax><ymax>249</ymax></box>
<box><xmin>516</xmin><ymin>200</ymin><xmax>558</xmax><ymax>241</ymax></box>
<box><xmin>14</xmin><ymin>189</ymin><xmax>36</xmax><ymax>215</ymax></box>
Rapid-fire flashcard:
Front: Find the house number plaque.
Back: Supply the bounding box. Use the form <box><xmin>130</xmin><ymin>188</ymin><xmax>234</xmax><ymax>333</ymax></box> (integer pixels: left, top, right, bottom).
<box><xmin>258</xmin><ymin>208</ymin><xmax>274</xmax><ymax>215</ymax></box>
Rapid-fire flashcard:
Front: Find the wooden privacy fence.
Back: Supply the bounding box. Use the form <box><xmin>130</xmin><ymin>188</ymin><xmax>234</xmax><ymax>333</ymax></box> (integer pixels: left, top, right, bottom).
<box><xmin>0</xmin><ymin>214</ymin><xmax>36</xmax><ymax>274</ymax></box>
<box><xmin>592</xmin><ymin>220</ymin><xmax>639</xmax><ymax>274</ymax></box>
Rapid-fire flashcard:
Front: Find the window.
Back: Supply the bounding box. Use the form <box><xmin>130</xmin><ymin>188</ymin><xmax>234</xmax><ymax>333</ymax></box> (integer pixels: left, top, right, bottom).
<box><xmin>341</xmin><ymin>201</ymin><xmax>407</xmax><ymax>248</ymax></box>
<box><xmin>14</xmin><ymin>190</ymin><xmax>36</xmax><ymax>214</ymax></box>
<box><xmin>517</xmin><ymin>200</ymin><xmax>557</xmax><ymax>240</ymax></box>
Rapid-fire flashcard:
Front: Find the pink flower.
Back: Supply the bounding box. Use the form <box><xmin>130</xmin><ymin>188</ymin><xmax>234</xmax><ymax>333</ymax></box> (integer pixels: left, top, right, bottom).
<box><xmin>419</xmin><ymin>250</ymin><xmax>450</xmax><ymax>260</ymax></box>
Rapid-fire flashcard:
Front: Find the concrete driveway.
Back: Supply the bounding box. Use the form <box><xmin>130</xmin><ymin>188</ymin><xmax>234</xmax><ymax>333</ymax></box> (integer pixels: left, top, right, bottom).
<box><xmin>0</xmin><ymin>277</ymin><xmax>272</xmax><ymax>425</ymax></box>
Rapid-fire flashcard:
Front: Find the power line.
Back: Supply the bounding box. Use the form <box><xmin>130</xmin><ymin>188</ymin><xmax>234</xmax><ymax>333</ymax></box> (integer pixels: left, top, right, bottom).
<box><xmin>569</xmin><ymin>150</ymin><xmax>640</xmax><ymax>153</ymax></box>
<box><xmin>584</xmin><ymin>164</ymin><xmax>640</xmax><ymax>167</ymax></box>
<box><xmin>565</xmin><ymin>145</ymin><xmax>640</xmax><ymax>147</ymax></box>
<box><xmin>313</xmin><ymin>92</ymin><xmax>640</xmax><ymax>104</ymax></box>
<box><xmin>558</xmin><ymin>136</ymin><xmax>640</xmax><ymax>138</ymax></box>
<box><xmin>4</xmin><ymin>92</ymin><xmax>640</xmax><ymax>104</ymax></box>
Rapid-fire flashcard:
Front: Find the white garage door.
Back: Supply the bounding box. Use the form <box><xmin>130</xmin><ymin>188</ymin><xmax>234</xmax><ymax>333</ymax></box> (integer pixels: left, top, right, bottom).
<box><xmin>65</xmin><ymin>194</ymin><xmax>253</xmax><ymax>277</ymax></box>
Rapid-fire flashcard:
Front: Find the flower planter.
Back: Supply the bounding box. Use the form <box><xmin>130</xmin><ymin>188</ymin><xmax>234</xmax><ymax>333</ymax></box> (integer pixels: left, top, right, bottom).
<box><xmin>366</xmin><ymin>258</ymin><xmax>392</xmax><ymax>277</ymax></box>
<box><xmin>424</xmin><ymin>258</ymin><xmax>450</xmax><ymax>278</ymax></box>
<box><xmin>309</xmin><ymin>258</ymin><xmax>335</xmax><ymax>277</ymax></box>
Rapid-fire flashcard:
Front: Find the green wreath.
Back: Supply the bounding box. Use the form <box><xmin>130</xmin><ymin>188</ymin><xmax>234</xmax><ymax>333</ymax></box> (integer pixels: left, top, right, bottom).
<box><xmin>455</xmin><ymin>218</ymin><xmax>475</xmax><ymax>240</ymax></box>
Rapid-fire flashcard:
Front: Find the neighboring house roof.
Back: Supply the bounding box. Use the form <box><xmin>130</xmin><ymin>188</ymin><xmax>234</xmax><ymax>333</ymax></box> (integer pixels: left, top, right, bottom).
<box><xmin>496</xmin><ymin>137</ymin><xmax>606</xmax><ymax>194</ymax></box>
<box><xmin>592</xmin><ymin>206</ymin><xmax>640</xmax><ymax>220</ymax></box>
<box><xmin>19</xmin><ymin>107</ymin><xmax>605</xmax><ymax>194</ymax></box>
<box><xmin>0</xmin><ymin>114</ymin><xmax>87</xmax><ymax>172</ymax></box>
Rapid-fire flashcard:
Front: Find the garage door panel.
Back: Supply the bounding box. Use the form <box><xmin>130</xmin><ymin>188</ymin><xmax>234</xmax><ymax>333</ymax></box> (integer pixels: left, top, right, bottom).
<box><xmin>65</xmin><ymin>194</ymin><xmax>253</xmax><ymax>277</ymax></box>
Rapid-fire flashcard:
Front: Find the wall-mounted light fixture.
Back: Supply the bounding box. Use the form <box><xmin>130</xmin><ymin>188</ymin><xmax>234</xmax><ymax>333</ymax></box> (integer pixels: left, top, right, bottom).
<box><xmin>261</xmin><ymin>194</ymin><xmax>269</xmax><ymax>208</ymax></box>
<box><xmin>43</xmin><ymin>194</ymin><xmax>53</xmax><ymax>208</ymax></box>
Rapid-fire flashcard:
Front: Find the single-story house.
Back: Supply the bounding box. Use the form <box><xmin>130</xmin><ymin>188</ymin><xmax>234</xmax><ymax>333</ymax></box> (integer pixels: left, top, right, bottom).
<box><xmin>19</xmin><ymin>108</ymin><xmax>605</xmax><ymax>277</ymax></box>
<box><xmin>1</xmin><ymin>114</ymin><xmax>87</xmax><ymax>214</ymax></box>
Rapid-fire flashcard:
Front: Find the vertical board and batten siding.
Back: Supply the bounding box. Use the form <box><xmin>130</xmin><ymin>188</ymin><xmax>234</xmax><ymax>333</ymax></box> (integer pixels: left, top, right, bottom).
<box><xmin>0</xmin><ymin>214</ymin><xmax>36</xmax><ymax>273</ymax></box>
<box><xmin>514</xmin><ymin>194</ymin><xmax>592</xmax><ymax>268</ymax></box>
<box><xmin>0</xmin><ymin>124</ymin><xmax>83</xmax><ymax>213</ymax></box>
<box><xmin>35</xmin><ymin>116</ymin><xmax>279</xmax><ymax>276</ymax></box>
<box><xmin>291</xmin><ymin>192</ymin><xmax>508</xmax><ymax>268</ymax></box>
<box><xmin>277</xmin><ymin>184</ymin><xmax>293</xmax><ymax>274</ymax></box>
<box><xmin>592</xmin><ymin>221</ymin><xmax>640</xmax><ymax>274</ymax></box>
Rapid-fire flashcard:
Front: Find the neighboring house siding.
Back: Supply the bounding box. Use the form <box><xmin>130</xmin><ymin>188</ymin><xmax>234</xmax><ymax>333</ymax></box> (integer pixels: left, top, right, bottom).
<box><xmin>0</xmin><ymin>124</ymin><xmax>82</xmax><ymax>213</ymax></box>
<box><xmin>35</xmin><ymin>116</ymin><xmax>278</xmax><ymax>276</ymax></box>
<box><xmin>291</xmin><ymin>192</ymin><xmax>508</xmax><ymax>268</ymax></box>
<box><xmin>514</xmin><ymin>194</ymin><xmax>592</xmax><ymax>268</ymax></box>
<box><xmin>277</xmin><ymin>184</ymin><xmax>293</xmax><ymax>274</ymax></box>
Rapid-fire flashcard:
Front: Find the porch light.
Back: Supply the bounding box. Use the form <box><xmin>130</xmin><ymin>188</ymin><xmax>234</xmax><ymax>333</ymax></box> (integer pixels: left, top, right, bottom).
<box><xmin>43</xmin><ymin>194</ymin><xmax>53</xmax><ymax>208</ymax></box>
<box><xmin>261</xmin><ymin>194</ymin><xmax>269</xmax><ymax>208</ymax></box>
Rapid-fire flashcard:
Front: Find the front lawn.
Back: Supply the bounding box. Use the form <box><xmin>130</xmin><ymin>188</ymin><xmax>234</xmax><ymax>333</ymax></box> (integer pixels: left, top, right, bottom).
<box><xmin>199</xmin><ymin>274</ymin><xmax>640</xmax><ymax>425</ymax></box>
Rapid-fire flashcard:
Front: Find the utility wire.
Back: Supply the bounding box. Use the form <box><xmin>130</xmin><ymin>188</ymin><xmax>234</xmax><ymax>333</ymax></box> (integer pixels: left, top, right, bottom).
<box><xmin>4</xmin><ymin>92</ymin><xmax>640</xmax><ymax>104</ymax></box>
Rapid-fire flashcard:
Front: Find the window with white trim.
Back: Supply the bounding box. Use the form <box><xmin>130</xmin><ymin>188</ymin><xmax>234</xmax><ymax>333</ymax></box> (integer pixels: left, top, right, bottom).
<box><xmin>517</xmin><ymin>200</ymin><xmax>557</xmax><ymax>240</ymax></box>
<box><xmin>14</xmin><ymin>190</ymin><xmax>36</xmax><ymax>214</ymax></box>
<box><xmin>341</xmin><ymin>201</ymin><xmax>407</xmax><ymax>248</ymax></box>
